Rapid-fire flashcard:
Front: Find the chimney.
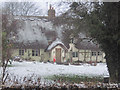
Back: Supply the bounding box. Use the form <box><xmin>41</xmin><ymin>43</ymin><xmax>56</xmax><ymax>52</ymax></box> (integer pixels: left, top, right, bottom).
<box><xmin>48</xmin><ymin>4</ymin><xmax>55</xmax><ymax>19</ymax></box>
<box><xmin>50</xmin><ymin>4</ymin><xmax>52</xmax><ymax>9</ymax></box>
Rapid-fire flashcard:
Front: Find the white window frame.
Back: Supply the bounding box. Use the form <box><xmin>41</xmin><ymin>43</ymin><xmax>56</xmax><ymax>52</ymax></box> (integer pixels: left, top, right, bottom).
<box><xmin>72</xmin><ymin>52</ymin><xmax>78</xmax><ymax>57</ymax></box>
<box><xmin>32</xmin><ymin>49</ymin><xmax>39</xmax><ymax>56</ymax></box>
<box><xmin>19</xmin><ymin>49</ymin><xmax>24</xmax><ymax>56</ymax></box>
<box><xmin>91</xmin><ymin>51</ymin><xmax>96</xmax><ymax>56</ymax></box>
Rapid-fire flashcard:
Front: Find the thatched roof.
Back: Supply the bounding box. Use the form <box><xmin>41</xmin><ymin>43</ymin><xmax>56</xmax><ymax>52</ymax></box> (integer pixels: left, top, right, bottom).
<box><xmin>75</xmin><ymin>39</ymin><xmax>100</xmax><ymax>51</ymax></box>
<box><xmin>12</xmin><ymin>41</ymin><xmax>47</xmax><ymax>49</ymax></box>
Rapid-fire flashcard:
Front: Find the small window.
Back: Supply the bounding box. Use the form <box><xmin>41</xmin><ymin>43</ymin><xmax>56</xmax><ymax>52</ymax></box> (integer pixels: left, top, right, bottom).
<box><xmin>72</xmin><ymin>52</ymin><xmax>78</xmax><ymax>57</ymax></box>
<box><xmin>91</xmin><ymin>52</ymin><xmax>96</xmax><ymax>56</ymax></box>
<box><xmin>32</xmin><ymin>50</ymin><xmax>39</xmax><ymax>56</ymax></box>
<box><xmin>98</xmin><ymin>52</ymin><xmax>102</xmax><ymax>56</ymax></box>
<box><xmin>19</xmin><ymin>49</ymin><xmax>24</xmax><ymax>55</ymax></box>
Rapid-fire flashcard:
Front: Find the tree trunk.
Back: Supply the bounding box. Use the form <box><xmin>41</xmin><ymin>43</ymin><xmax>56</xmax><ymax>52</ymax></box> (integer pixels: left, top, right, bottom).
<box><xmin>118</xmin><ymin>52</ymin><xmax>120</xmax><ymax>83</ymax></box>
<box><xmin>105</xmin><ymin>54</ymin><xmax>118</xmax><ymax>82</ymax></box>
<box><xmin>118</xmin><ymin>66</ymin><xmax>120</xmax><ymax>83</ymax></box>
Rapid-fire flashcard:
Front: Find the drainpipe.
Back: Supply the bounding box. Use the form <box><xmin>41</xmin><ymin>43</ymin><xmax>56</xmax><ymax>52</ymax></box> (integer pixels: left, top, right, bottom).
<box><xmin>84</xmin><ymin>50</ymin><xmax>86</xmax><ymax>63</ymax></box>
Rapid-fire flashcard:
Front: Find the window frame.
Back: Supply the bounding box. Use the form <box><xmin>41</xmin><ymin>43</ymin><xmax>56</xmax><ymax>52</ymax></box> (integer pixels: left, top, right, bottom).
<box><xmin>32</xmin><ymin>49</ymin><xmax>39</xmax><ymax>56</ymax></box>
<box><xmin>98</xmin><ymin>51</ymin><xmax>102</xmax><ymax>56</ymax></box>
<box><xmin>72</xmin><ymin>52</ymin><xmax>78</xmax><ymax>57</ymax></box>
<box><xmin>19</xmin><ymin>49</ymin><xmax>24</xmax><ymax>56</ymax></box>
<box><xmin>91</xmin><ymin>51</ymin><xmax>96</xmax><ymax>56</ymax></box>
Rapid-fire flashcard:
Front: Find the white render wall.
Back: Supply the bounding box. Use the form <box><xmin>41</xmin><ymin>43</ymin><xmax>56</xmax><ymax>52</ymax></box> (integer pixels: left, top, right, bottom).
<box><xmin>68</xmin><ymin>43</ymin><xmax>106</xmax><ymax>63</ymax></box>
<box><xmin>10</xmin><ymin>44</ymin><xmax>106</xmax><ymax>63</ymax></box>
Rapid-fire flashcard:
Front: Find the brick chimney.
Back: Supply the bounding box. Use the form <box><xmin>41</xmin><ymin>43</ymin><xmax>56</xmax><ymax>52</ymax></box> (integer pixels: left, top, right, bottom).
<box><xmin>48</xmin><ymin>4</ymin><xmax>55</xmax><ymax>19</ymax></box>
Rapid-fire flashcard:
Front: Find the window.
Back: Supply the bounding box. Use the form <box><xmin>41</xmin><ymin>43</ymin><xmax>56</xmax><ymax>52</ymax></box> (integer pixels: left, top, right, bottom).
<box><xmin>72</xmin><ymin>52</ymin><xmax>78</xmax><ymax>57</ymax></box>
<box><xmin>32</xmin><ymin>50</ymin><xmax>39</xmax><ymax>56</ymax></box>
<box><xmin>19</xmin><ymin>49</ymin><xmax>24</xmax><ymax>55</ymax></box>
<box><xmin>91</xmin><ymin>52</ymin><xmax>96</xmax><ymax>56</ymax></box>
<box><xmin>98</xmin><ymin>52</ymin><xmax>102</xmax><ymax>56</ymax></box>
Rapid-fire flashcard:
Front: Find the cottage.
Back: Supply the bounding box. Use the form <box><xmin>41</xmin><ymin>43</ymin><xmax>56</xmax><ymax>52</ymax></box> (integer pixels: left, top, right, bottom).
<box><xmin>9</xmin><ymin>5</ymin><xmax>106</xmax><ymax>64</ymax></box>
<box><xmin>10</xmin><ymin>37</ymin><xmax>106</xmax><ymax>63</ymax></box>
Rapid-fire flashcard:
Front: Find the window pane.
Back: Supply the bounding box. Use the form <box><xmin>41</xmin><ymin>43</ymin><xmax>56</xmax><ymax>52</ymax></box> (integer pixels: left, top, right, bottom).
<box><xmin>19</xmin><ymin>49</ymin><xmax>21</xmax><ymax>55</ymax></box>
<box><xmin>76</xmin><ymin>52</ymin><xmax>78</xmax><ymax>57</ymax></box>
<box><xmin>98</xmin><ymin>52</ymin><xmax>102</xmax><ymax>55</ymax></box>
<box><xmin>22</xmin><ymin>50</ymin><xmax>24</xmax><ymax>55</ymax></box>
<box><xmin>32</xmin><ymin>50</ymin><xmax>34</xmax><ymax>56</ymax></box>
<box><xmin>19</xmin><ymin>49</ymin><xmax>24</xmax><ymax>55</ymax></box>
<box><xmin>72</xmin><ymin>52</ymin><xmax>75</xmax><ymax>57</ymax></box>
<box><xmin>36</xmin><ymin>50</ymin><xmax>38</xmax><ymax>56</ymax></box>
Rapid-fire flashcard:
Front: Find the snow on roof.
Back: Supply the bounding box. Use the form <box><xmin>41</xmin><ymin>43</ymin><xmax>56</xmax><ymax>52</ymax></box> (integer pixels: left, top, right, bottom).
<box><xmin>16</xmin><ymin>20</ymin><xmax>48</xmax><ymax>45</ymax></box>
<box><xmin>11</xmin><ymin>16</ymin><xmax>64</xmax><ymax>45</ymax></box>
<box><xmin>76</xmin><ymin>39</ymin><xmax>99</xmax><ymax>51</ymax></box>
<box><xmin>47</xmin><ymin>38</ymin><xmax>67</xmax><ymax>50</ymax></box>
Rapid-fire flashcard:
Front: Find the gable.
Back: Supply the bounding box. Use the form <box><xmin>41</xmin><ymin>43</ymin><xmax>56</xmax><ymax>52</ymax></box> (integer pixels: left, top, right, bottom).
<box><xmin>49</xmin><ymin>44</ymin><xmax>67</xmax><ymax>51</ymax></box>
<box><xmin>46</xmin><ymin>38</ymin><xmax>68</xmax><ymax>51</ymax></box>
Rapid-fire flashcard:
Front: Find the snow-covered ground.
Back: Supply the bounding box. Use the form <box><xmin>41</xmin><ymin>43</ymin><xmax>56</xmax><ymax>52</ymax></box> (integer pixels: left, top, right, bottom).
<box><xmin>1</xmin><ymin>61</ymin><xmax>109</xmax><ymax>78</ymax></box>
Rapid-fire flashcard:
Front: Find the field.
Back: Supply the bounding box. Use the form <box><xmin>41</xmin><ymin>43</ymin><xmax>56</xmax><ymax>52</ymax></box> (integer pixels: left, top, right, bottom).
<box><xmin>0</xmin><ymin>61</ymin><xmax>110</xmax><ymax>88</ymax></box>
<box><xmin>6</xmin><ymin>61</ymin><xmax>109</xmax><ymax>77</ymax></box>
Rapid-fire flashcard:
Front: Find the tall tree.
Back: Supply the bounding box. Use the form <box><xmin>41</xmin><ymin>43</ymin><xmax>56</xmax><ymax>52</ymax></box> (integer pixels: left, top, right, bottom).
<box><xmin>70</xmin><ymin>2</ymin><xmax>119</xmax><ymax>82</ymax></box>
<box><xmin>1</xmin><ymin>1</ymin><xmax>41</xmax><ymax>85</ymax></box>
<box><xmin>87</xmin><ymin>2</ymin><xmax>119</xmax><ymax>82</ymax></box>
<box><xmin>0</xmin><ymin>7</ymin><xmax>2</xmax><ymax>65</ymax></box>
<box><xmin>1</xmin><ymin>14</ymin><xmax>18</xmax><ymax>85</ymax></box>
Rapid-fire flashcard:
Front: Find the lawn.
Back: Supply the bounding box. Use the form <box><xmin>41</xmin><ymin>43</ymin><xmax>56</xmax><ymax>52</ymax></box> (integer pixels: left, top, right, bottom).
<box><xmin>5</xmin><ymin>61</ymin><xmax>109</xmax><ymax>77</ymax></box>
<box><xmin>0</xmin><ymin>61</ymin><xmax>109</xmax><ymax>87</ymax></box>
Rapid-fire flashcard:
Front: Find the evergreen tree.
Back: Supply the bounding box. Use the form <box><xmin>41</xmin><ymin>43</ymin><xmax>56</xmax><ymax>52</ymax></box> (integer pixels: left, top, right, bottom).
<box><xmin>88</xmin><ymin>2</ymin><xmax>119</xmax><ymax>82</ymax></box>
<box><xmin>70</xmin><ymin>2</ymin><xmax>119</xmax><ymax>82</ymax></box>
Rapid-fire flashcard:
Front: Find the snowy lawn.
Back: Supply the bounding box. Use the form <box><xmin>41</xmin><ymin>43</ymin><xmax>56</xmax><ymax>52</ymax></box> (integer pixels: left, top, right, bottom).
<box><xmin>1</xmin><ymin>61</ymin><xmax>109</xmax><ymax>78</ymax></box>
<box><xmin>0</xmin><ymin>61</ymin><xmax>111</xmax><ymax>87</ymax></box>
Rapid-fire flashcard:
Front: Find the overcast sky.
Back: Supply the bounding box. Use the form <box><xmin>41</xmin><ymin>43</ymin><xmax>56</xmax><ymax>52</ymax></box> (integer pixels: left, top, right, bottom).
<box><xmin>0</xmin><ymin>0</ymin><xmax>119</xmax><ymax>16</ymax></box>
<box><xmin>0</xmin><ymin>0</ymin><xmax>71</xmax><ymax>16</ymax></box>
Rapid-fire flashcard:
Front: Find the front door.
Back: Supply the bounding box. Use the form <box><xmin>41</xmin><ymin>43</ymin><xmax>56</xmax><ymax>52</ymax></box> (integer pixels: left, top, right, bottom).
<box><xmin>56</xmin><ymin>48</ymin><xmax>61</xmax><ymax>63</ymax></box>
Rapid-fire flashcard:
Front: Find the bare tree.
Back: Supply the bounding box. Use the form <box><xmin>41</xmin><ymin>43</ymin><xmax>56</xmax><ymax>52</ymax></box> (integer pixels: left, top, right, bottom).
<box><xmin>1</xmin><ymin>1</ymin><xmax>41</xmax><ymax>88</ymax></box>
<box><xmin>3</xmin><ymin>2</ymin><xmax>41</xmax><ymax>16</ymax></box>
